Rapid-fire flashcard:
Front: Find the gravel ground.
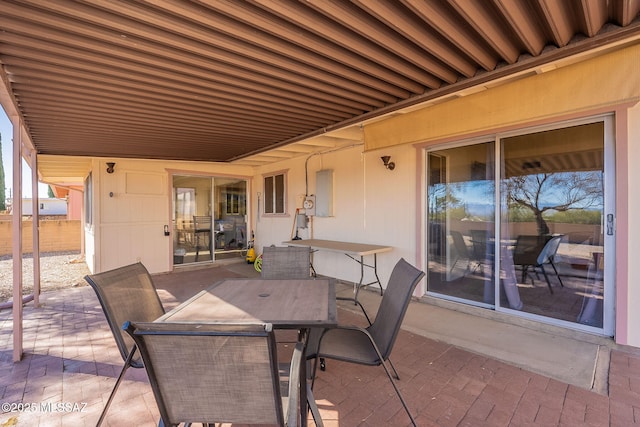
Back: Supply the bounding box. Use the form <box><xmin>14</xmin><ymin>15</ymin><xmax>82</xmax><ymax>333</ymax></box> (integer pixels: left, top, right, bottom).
<box><xmin>0</xmin><ymin>251</ymin><xmax>89</xmax><ymax>303</ymax></box>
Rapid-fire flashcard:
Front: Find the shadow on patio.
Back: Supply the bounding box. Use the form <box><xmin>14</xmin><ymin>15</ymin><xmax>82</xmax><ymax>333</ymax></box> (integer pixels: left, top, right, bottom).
<box><xmin>1</xmin><ymin>262</ymin><xmax>639</xmax><ymax>426</ymax></box>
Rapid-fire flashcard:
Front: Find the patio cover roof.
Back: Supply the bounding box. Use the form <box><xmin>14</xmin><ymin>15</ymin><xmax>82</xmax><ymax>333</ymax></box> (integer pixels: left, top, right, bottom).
<box><xmin>1</xmin><ymin>1</ymin><xmax>639</xmax><ymax>180</ymax></box>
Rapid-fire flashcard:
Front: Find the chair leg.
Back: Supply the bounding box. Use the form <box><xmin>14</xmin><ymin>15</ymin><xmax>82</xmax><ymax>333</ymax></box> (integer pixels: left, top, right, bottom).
<box><xmin>387</xmin><ymin>358</ymin><xmax>400</xmax><ymax>380</ymax></box>
<box><xmin>379</xmin><ymin>359</ymin><xmax>417</xmax><ymax>426</ymax></box>
<box><xmin>549</xmin><ymin>260</ymin><xmax>564</xmax><ymax>287</ymax></box>
<box><xmin>310</xmin><ymin>356</ymin><xmax>320</xmax><ymax>389</ymax></box>
<box><xmin>96</xmin><ymin>347</ymin><xmax>137</xmax><ymax>426</ymax></box>
<box><xmin>312</xmin><ymin>354</ymin><xmax>415</xmax><ymax>425</ymax></box>
<box><xmin>307</xmin><ymin>383</ymin><xmax>324</xmax><ymax>427</ymax></box>
<box><xmin>539</xmin><ymin>266</ymin><xmax>554</xmax><ymax>294</ymax></box>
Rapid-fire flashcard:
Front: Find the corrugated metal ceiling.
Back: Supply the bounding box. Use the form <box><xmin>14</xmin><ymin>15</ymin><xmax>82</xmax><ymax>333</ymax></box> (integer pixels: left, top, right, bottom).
<box><xmin>1</xmin><ymin>0</ymin><xmax>639</xmax><ymax>171</ymax></box>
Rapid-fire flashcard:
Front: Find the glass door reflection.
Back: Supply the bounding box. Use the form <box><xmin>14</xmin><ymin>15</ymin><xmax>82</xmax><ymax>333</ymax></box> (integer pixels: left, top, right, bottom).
<box><xmin>426</xmin><ymin>119</ymin><xmax>609</xmax><ymax>331</ymax></box>
<box><xmin>500</xmin><ymin>122</ymin><xmax>605</xmax><ymax>327</ymax></box>
<box><xmin>426</xmin><ymin>143</ymin><xmax>496</xmax><ymax>307</ymax></box>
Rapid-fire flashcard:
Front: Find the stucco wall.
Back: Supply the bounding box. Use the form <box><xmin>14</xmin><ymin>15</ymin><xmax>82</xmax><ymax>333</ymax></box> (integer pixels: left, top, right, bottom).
<box><xmin>0</xmin><ymin>220</ymin><xmax>81</xmax><ymax>256</ymax></box>
<box><xmin>624</xmin><ymin>101</ymin><xmax>640</xmax><ymax>346</ymax></box>
<box><xmin>86</xmin><ymin>157</ymin><xmax>254</xmax><ymax>274</ymax></box>
<box><xmin>254</xmin><ymin>143</ymin><xmax>419</xmax><ymax>288</ymax></box>
<box><xmin>364</xmin><ymin>44</ymin><xmax>640</xmax><ymax>150</ymax></box>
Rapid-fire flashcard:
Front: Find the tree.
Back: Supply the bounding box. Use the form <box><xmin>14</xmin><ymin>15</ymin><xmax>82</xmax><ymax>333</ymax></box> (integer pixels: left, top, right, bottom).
<box><xmin>0</xmin><ymin>134</ymin><xmax>5</xmax><ymax>211</ymax></box>
<box><xmin>504</xmin><ymin>171</ymin><xmax>603</xmax><ymax>235</ymax></box>
<box><xmin>48</xmin><ymin>185</ymin><xmax>55</xmax><ymax>198</ymax></box>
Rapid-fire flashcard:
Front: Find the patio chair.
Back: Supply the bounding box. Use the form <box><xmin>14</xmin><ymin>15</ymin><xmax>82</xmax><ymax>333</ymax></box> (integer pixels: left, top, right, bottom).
<box><xmin>261</xmin><ymin>245</ymin><xmax>375</xmax><ymax>359</ymax></box>
<box><xmin>307</xmin><ymin>258</ymin><xmax>425</xmax><ymax>426</ymax></box>
<box><xmin>124</xmin><ymin>321</ymin><xmax>302</xmax><ymax>427</ymax></box>
<box><xmin>260</xmin><ymin>245</ymin><xmax>313</xmax><ymax>279</ymax></box>
<box><xmin>84</xmin><ymin>262</ymin><xmax>166</xmax><ymax>426</ymax></box>
<box><xmin>532</xmin><ymin>235</ymin><xmax>565</xmax><ymax>294</ymax></box>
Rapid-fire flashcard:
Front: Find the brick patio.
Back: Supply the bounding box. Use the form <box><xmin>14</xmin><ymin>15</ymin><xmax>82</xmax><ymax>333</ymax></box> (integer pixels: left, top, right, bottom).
<box><xmin>1</xmin><ymin>267</ymin><xmax>639</xmax><ymax>426</ymax></box>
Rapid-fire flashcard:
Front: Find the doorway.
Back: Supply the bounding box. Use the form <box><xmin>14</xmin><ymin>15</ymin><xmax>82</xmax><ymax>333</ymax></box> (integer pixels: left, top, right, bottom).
<box><xmin>426</xmin><ymin>117</ymin><xmax>613</xmax><ymax>334</ymax></box>
<box><xmin>172</xmin><ymin>175</ymin><xmax>248</xmax><ymax>266</ymax></box>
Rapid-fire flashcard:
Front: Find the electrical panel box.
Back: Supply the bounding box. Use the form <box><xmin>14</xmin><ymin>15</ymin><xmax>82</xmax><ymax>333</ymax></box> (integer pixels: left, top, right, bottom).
<box><xmin>315</xmin><ymin>169</ymin><xmax>334</xmax><ymax>217</ymax></box>
<box><xmin>303</xmin><ymin>195</ymin><xmax>316</xmax><ymax>216</ymax></box>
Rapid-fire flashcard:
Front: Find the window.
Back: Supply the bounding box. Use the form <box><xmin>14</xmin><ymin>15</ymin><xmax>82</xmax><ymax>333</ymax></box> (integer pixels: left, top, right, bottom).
<box><xmin>84</xmin><ymin>172</ymin><xmax>92</xmax><ymax>225</ymax></box>
<box><xmin>264</xmin><ymin>172</ymin><xmax>286</xmax><ymax>214</ymax></box>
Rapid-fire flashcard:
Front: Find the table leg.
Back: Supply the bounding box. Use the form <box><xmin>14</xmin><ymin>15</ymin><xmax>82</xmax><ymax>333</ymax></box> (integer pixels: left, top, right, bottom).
<box><xmin>208</xmin><ymin>230</ymin><xmax>212</xmax><ymax>260</ymax></box>
<box><xmin>353</xmin><ymin>255</ymin><xmax>365</xmax><ymax>302</ymax></box>
<box><xmin>353</xmin><ymin>254</ymin><xmax>384</xmax><ymax>303</ymax></box>
<box><xmin>372</xmin><ymin>254</ymin><xmax>383</xmax><ymax>295</ymax></box>
<box><xmin>300</xmin><ymin>329</ymin><xmax>323</xmax><ymax>427</ymax></box>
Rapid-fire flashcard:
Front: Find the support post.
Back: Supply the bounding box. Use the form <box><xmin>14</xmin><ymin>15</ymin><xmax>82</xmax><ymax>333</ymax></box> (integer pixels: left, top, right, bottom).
<box><xmin>12</xmin><ymin>117</ymin><xmax>23</xmax><ymax>362</ymax></box>
<box><xmin>31</xmin><ymin>149</ymin><xmax>40</xmax><ymax>306</ymax></box>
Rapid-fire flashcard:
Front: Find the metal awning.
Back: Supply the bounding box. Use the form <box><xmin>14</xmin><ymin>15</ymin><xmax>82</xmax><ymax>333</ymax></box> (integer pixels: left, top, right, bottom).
<box><xmin>0</xmin><ymin>0</ymin><xmax>639</xmax><ymax>176</ymax></box>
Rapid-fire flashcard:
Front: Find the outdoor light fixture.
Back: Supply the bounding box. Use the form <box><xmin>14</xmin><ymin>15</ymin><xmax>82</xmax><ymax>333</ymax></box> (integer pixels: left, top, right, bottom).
<box><xmin>106</xmin><ymin>162</ymin><xmax>116</xmax><ymax>174</ymax></box>
<box><xmin>381</xmin><ymin>155</ymin><xmax>395</xmax><ymax>170</ymax></box>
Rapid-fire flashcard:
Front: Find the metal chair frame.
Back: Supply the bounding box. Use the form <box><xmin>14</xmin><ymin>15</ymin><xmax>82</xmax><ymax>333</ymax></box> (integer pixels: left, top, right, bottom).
<box><xmin>125</xmin><ymin>321</ymin><xmax>302</xmax><ymax>427</ymax></box>
<box><xmin>307</xmin><ymin>258</ymin><xmax>425</xmax><ymax>426</ymax></box>
<box><xmin>84</xmin><ymin>262</ymin><xmax>166</xmax><ymax>426</ymax></box>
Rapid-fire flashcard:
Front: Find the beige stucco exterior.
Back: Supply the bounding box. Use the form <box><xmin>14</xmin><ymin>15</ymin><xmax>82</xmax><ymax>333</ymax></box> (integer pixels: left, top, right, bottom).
<box><xmin>625</xmin><ymin>101</ymin><xmax>640</xmax><ymax>346</ymax></box>
<box><xmin>85</xmin><ymin>158</ymin><xmax>253</xmax><ymax>274</ymax></box>
<box><xmin>363</xmin><ymin>43</ymin><xmax>640</xmax><ymax>151</ymax></box>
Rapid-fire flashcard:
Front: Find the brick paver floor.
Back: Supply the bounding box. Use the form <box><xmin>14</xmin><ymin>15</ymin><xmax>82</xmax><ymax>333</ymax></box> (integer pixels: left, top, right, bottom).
<box><xmin>1</xmin><ymin>277</ymin><xmax>639</xmax><ymax>426</ymax></box>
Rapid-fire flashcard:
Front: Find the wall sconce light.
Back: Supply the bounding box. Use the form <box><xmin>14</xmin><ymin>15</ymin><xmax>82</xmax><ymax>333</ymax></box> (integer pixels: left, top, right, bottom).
<box><xmin>380</xmin><ymin>156</ymin><xmax>395</xmax><ymax>170</ymax></box>
<box><xmin>106</xmin><ymin>162</ymin><xmax>116</xmax><ymax>174</ymax></box>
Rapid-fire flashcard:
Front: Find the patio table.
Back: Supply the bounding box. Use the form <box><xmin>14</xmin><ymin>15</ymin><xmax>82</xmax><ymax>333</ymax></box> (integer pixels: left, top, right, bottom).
<box><xmin>157</xmin><ymin>278</ymin><xmax>337</xmax><ymax>426</ymax></box>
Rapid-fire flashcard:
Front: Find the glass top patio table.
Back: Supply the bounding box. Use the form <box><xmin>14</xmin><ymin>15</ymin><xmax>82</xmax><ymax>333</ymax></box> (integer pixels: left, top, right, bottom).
<box><xmin>157</xmin><ymin>278</ymin><xmax>337</xmax><ymax>328</ymax></box>
<box><xmin>156</xmin><ymin>277</ymin><xmax>337</xmax><ymax>427</ymax></box>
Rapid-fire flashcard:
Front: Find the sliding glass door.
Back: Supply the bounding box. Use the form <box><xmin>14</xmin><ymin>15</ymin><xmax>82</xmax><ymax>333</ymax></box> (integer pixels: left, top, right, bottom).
<box><xmin>426</xmin><ymin>142</ymin><xmax>496</xmax><ymax>307</ymax></box>
<box><xmin>426</xmin><ymin>117</ymin><xmax>613</xmax><ymax>334</ymax></box>
<box><xmin>172</xmin><ymin>175</ymin><xmax>247</xmax><ymax>266</ymax></box>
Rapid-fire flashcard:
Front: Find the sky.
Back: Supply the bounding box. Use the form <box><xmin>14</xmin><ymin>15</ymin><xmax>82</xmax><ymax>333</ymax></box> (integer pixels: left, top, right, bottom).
<box><xmin>1</xmin><ymin>107</ymin><xmax>50</xmax><ymax>199</ymax></box>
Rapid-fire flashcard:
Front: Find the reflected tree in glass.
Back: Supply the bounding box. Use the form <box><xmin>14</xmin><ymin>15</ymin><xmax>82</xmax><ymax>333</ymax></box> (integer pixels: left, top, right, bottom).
<box><xmin>504</xmin><ymin>171</ymin><xmax>603</xmax><ymax>236</ymax></box>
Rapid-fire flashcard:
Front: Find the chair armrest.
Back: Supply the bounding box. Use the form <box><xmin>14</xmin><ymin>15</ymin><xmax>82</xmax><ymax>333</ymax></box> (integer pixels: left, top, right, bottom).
<box><xmin>336</xmin><ymin>296</ymin><xmax>373</xmax><ymax>325</ymax></box>
<box><xmin>286</xmin><ymin>341</ymin><xmax>304</xmax><ymax>426</ymax></box>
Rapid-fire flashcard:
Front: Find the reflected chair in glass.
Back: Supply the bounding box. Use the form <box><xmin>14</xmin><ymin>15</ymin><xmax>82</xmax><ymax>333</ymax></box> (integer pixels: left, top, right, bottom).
<box><xmin>449</xmin><ymin>230</ymin><xmax>471</xmax><ymax>275</ymax></box>
<box><xmin>307</xmin><ymin>258</ymin><xmax>425</xmax><ymax>426</ymax></box>
<box><xmin>514</xmin><ymin>235</ymin><xmax>564</xmax><ymax>293</ymax></box>
<box><xmin>193</xmin><ymin>215</ymin><xmax>212</xmax><ymax>261</ymax></box>
<box><xmin>534</xmin><ymin>235</ymin><xmax>565</xmax><ymax>293</ymax></box>
<box><xmin>469</xmin><ymin>229</ymin><xmax>495</xmax><ymax>274</ymax></box>
<box><xmin>512</xmin><ymin>234</ymin><xmax>550</xmax><ymax>283</ymax></box>
<box><xmin>84</xmin><ymin>262</ymin><xmax>166</xmax><ymax>426</ymax></box>
<box><xmin>125</xmin><ymin>321</ymin><xmax>302</xmax><ymax>427</ymax></box>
